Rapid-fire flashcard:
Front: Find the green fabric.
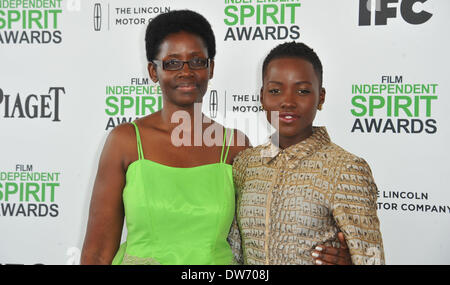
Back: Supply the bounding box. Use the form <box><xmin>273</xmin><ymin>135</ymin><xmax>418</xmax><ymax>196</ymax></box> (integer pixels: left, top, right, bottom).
<box><xmin>112</xmin><ymin>122</ymin><xmax>235</xmax><ymax>265</ymax></box>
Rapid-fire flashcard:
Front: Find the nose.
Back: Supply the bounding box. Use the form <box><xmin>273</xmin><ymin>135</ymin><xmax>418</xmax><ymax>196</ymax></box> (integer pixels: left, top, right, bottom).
<box><xmin>179</xmin><ymin>61</ymin><xmax>194</xmax><ymax>76</ymax></box>
<box><xmin>280</xmin><ymin>92</ymin><xmax>296</xmax><ymax>109</ymax></box>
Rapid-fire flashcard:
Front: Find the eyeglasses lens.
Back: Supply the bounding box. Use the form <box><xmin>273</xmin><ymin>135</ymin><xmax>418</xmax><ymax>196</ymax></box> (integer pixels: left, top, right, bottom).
<box><xmin>162</xmin><ymin>59</ymin><xmax>208</xmax><ymax>70</ymax></box>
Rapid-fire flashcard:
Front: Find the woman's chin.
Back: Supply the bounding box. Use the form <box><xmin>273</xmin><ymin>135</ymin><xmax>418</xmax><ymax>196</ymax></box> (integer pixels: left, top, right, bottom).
<box><xmin>171</xmin><ymin>93</ymin><xmax>202</xmax><ymax>107</ymax></box>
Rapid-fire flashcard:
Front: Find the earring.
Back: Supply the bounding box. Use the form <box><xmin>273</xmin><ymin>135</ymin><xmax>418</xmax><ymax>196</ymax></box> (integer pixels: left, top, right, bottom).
<box><xmin>318</xmin><ymin>104</ymin><xmax>323</xmax><ymax>111</ymax></box>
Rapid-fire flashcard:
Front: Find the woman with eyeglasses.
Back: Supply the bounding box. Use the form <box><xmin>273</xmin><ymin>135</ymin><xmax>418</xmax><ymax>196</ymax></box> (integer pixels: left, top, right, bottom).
<box><xmin>81</xmin><ymin>10</ymin><xmax>249</xmax><ymax>265</ymax></box>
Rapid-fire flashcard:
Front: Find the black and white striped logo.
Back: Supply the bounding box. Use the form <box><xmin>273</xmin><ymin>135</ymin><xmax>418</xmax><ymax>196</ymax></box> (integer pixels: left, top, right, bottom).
<box><xmin>93</xmin><ymin>3</ymin><xmax>102</xmax><ymax>31</ymax></box>
<box><xmin>209</xmin><ymin>90</ymin><xmax>218</xmax><ymax>119</ymax></box>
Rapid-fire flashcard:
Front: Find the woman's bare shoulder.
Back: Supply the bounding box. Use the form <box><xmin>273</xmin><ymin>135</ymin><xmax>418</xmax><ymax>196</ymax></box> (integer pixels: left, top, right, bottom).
<box><xmin>107</xmin><ymin>122</ymin><xmax>137</xmax><ymax>147</ymax></box>
<box><xmin>101</xmin><ymin>122</ymin><xmax>140</xmax><ymax>169</ymax></box>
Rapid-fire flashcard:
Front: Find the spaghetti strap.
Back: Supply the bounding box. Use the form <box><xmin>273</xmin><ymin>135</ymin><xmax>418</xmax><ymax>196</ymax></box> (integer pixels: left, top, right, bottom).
<box><xmin>220</xmin><ymin>128</ymin><xmax>234</xmax><ymax>164</ymax></box>
<box><xmin>131</xmin><ymin>122</ymin><xmax>144</xmax><ymax>160</ymax></box>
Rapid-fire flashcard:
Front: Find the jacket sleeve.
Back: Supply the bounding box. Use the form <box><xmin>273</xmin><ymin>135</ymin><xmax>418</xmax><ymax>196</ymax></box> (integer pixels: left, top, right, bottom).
<box><xmin>227</xmin><ymin>150</ymin><xmax>249</xmax><ymax>265</ymax></box>
<box><xmin>332</xmin><ymin>156</ymin><xmax>385</xmax><ymax>265</ymax></box>
<box><xmin>227</xmin><ymin>217</ymin><xmax>243</xmax><ymax>264</ymax></box>
<box><xmin>232</xmin><ymin>150</ymin><xmax>248</xmax><ymax>192</ymax></box>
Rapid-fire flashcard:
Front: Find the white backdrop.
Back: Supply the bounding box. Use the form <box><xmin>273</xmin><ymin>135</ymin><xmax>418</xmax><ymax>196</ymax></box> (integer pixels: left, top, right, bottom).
<box><xmin>0</xmin><ymin>0</ymin><xmax>449</xmax><ymax>265</ymax></box>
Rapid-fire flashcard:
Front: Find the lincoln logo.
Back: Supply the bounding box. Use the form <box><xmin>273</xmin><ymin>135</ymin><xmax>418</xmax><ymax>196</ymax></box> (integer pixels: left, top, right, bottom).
<box><xmin>209</xmin><ymin>90</ymin><xmax>218</xmax><ymax>119</ymax></box>
<box><xmin>94</xmin><ymin>3</ymin><xmax>102</xmax><ymax>31</ymax></box>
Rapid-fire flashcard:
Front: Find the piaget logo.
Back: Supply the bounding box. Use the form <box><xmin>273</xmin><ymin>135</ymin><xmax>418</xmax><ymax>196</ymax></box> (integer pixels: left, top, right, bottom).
<box><xmin>0</xmin><ymin>87</ymin><xmax>66</xmax><ymax>121</ymax></box>
<box><xmin>104</xmin><ymin>78</ymin><xmax>162</xmax><ymax>130</ymax></box>
<box><xmin>224</xmin><ymin>0</ymin><xmax>301</xmax><ymax>41</ymax></box>
<box><xmin>350</xmin><ymin>75</ymin><xmax>438</xmax><ymax>134</ymax></box>
<box><xmin>0</xmin><ymin>164</ymin><xmax>60</xmax><ymax>217</ymax></box>
<box><xmin>0</xmin><ymin>0</ymin><xmax>64</xmax><ymax>44</ymax></box>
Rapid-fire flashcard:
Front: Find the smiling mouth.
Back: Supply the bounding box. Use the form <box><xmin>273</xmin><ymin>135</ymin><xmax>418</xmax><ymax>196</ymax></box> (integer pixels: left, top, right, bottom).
<box><xmin>176</xmin><ymin>82</ymin><xmax>197</xmax><ymax>91</ymax></box>
<box><xmin>279</xmin><ymin>113</ymin><xmax>299</xmax><ymax>123</ymax></box>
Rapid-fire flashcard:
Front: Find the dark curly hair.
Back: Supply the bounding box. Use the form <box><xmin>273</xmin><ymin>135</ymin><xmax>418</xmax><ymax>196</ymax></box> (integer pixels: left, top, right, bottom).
<box><xmin>145</xmin><ymin>10</ymin><xmax>216</xmax><ymax>62</ymax></box>
<box><xmin>262</xmin><ymin>42</ymin><xmax>323</xmax><ymax>86</ymax></box>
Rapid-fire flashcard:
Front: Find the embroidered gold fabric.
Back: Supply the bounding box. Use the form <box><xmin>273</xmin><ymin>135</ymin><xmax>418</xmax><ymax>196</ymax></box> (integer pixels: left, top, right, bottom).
<box><xmin>228</xmin><ymin>127</ymin><xmax>385</xmax><ymax>265</ymax></box>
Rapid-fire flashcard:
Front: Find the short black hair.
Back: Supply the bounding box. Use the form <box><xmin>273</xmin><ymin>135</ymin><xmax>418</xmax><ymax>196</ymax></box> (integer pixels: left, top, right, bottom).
<box><xmin>145</xmin><ymin>10</ymin><xmax>216</xmax><ymax>62</ymax></box>
<box><xmin>262</xmin><ymin>42</ymin><xmax>323</xmax><ymax>86</ymax></box>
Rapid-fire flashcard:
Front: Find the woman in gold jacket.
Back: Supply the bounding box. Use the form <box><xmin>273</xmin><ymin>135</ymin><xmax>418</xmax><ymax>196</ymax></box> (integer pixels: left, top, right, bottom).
<box><xmin>229</xmin><ymin>42</ymin><xmax>385</xmax><ymax>265</ymax></box>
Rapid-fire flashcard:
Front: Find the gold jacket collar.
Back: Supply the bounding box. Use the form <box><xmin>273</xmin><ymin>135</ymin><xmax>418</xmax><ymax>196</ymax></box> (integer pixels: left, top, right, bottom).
<box><xmin>260</xmin><ymin>127</ymin><xmax>331</xmax><ymax>164</ymax></box>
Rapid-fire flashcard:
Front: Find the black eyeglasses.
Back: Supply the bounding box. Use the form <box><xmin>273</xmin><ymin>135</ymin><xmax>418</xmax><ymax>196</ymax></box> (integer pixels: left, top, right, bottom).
<box><xmin>152</xmin><ymin>58</ymin><xmax>210</xmax><ymax>71</ymax></box>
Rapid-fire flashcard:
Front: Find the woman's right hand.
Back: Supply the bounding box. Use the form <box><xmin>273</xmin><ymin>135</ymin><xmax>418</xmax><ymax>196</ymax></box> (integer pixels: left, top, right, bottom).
<box><xmin>311</xmin><ymin>232</ymin><xmax>352</xmax><ymax>265</ymax></box>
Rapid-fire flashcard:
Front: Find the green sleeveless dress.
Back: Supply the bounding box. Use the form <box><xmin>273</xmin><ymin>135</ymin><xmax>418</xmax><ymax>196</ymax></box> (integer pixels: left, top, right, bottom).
<box><xmin>112</xmin><ymin>122</ymin><xmax>236</xmax><ymax>265</ymax></box>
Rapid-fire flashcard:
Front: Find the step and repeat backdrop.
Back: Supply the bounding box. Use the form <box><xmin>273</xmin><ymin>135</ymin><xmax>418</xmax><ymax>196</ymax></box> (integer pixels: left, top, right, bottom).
<box><xmin>0</xmin><ymin>0</ymin><xmax>449</xmax><ymax>265</ymax></box>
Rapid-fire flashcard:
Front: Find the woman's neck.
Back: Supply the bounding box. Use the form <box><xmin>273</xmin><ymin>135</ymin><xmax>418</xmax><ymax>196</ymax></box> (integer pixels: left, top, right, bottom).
<box><xmin>274</xmin><ymin>127</ymin><xmax>313</xmax><ymax>150</ymax></box>
<box><xmin>160</xmin><ymin>101</ymin><xmax>206</xmax><ymax>134</ymax></box>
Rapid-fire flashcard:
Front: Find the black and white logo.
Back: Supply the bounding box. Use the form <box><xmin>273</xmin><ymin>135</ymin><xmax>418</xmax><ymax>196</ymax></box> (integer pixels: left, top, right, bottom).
<box><xmin>94</xmin><ymin>3</ymin><xmax>102</xmax><ymax>31</ymax></box>
<box><xmin>359</xmin><ymin>0</ymin><xmax>432</xmax><ymax>26</ymax></box>
<box><xmin>0</xmin><ymin>87</ymin><xmax>66</xmax><ymax>122</ymax></box>
<box><xmin>209</xmin><ymin>90</ymin><xmax>218</xmax><ymax>119</ymax></box>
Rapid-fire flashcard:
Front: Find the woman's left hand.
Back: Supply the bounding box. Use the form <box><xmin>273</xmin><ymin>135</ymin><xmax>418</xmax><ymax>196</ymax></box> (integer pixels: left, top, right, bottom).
<box><xmin>311</xmin><ymin>232</ymin><xmax>352</xmax><ymax>265</ymax></box>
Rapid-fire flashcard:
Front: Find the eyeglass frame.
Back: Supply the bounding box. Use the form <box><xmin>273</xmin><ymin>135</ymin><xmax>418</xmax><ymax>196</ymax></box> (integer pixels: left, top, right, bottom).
<box><xmin>151</xmin><ymin>58</ymin><xmax>211</xmax><ymax>71</ymax></box>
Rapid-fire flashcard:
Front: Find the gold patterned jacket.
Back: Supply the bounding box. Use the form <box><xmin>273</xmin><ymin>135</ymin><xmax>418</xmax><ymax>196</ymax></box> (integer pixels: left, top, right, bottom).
<box><xmin>228</xmin><ymin>127</ymin><xmax>385</xmax><ymax>265</ymax></box>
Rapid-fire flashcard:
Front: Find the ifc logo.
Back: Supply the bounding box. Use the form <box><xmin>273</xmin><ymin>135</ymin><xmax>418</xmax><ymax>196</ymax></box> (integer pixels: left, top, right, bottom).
<box><xmin>359</xmin><ymin>0</ymin><xmax>432</xmax><ymax>26</ymax></box>
<box><xmin>94</xmin><ymin>3</ymin><xmax>102</xmax><ymax>31</ymax></box>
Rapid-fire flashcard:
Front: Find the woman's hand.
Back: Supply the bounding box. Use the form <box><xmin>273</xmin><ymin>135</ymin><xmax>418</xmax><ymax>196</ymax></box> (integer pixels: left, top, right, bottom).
<box><xmin>311</xmin><ymin>232</ymin><xmax>352</xmax><ymax>265</ymax></box>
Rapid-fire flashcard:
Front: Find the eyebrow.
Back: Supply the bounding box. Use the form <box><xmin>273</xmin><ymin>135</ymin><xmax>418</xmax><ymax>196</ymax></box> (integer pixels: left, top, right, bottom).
<box><xmin>267</xmin><ymin>80</ymin><xmax>313</xmax><ymax>85</ymax></box>
<box><xmin>267</xmin><ymin>80</ymin><xmax>283</xmax><ymax>85</ymax></box>
<box><xmin>166</xmin><ymin>51</ymin><xmax>205</xmax><ymax>58</ymax></box>
<box><xmin>296</xmin><ymin>81</ymin><xmax>313</xmax><ymax>85</ymax></box>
